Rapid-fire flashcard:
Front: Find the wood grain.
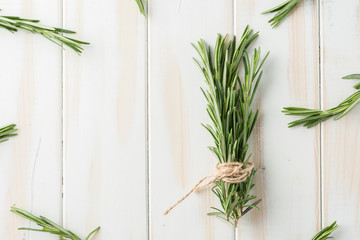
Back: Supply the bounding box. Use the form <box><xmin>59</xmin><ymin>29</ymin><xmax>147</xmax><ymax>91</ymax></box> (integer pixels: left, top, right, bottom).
<box><xmin>0</xmin><ymin>1</ymin><xmax>62</xmax><ymax>240</ymax></box>
<box><xmin>149</xmin><ymin>0</ymin><xmax>235</xmax><ymax>239</ymax></box>
<box><xmin>321</xmin><ymin>0</ymin><xmax>360</xmax><ymax>238</ymax></box>
<box><xmin>63</xmin><ymin>0</ymin><xmax>147</xmax><ymax>239</ymax></box>
<box><xmin>235</xmin><ymin>0</ymin><xmax>320</xmax><ymax>239</ymax></box>
<box><xmin>1</xmin><ymin>1</ymin><xmax>360</xmax><ymax>239</ymax></box>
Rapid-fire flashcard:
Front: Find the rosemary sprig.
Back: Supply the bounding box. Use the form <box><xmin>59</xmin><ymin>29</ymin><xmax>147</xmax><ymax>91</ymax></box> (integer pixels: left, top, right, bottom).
<box><xmin>312</xmin><ymin>221</ymin><xmax>338</xmax><ymax>240</ymax></box>
<box><xmin>193</xmin><ymin>26</ymin><xmax>269</xmax><ymax>227</ymax></box>
<box><xmin>0</xmin><ymin>9</ymin><xmax>89</xmax><ymax>55</ymax></box>
<box><xmin>11</xmin><ymin>206</ymin><xmax>100</xmax><ymax>240</ymax></box>
<box><xmin>262</xmin><ymin>0</ymin><xmax>301</xmax><ymax>28</ymax></box>
<box><xmin>283</xmin><ymin>75</ymin><xmax>360</xmax><ymax>128</ymax></box>
<box><xmin>0</xmin><ymin>124</ymin><xmax>17</xmax><ymax>143</ymax></box>
<box><xmin>134</xmin><ymin>0</ymin><xmax>147</xmax><ymax>17</ymax></box>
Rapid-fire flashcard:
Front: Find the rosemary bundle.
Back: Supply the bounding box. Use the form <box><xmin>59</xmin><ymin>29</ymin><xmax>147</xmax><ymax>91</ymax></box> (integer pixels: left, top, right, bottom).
<box><xmin>11</xmin><ymin>207</ymin><xmax>100</xmax><ymax>240</ymax></box>
<box><xmin>0</xmin><ymin>124</ymin><xmax>17</xmax><ymax>143</ymax></box>
<box><xmin>312</xmin><ymin>221</ymin><xmax>338</xmax><ymax>240</ymax></box>
<box><xmin>134</xmin><ymin>0</ymin><xmax>147</xmax><ymax>17</ymax></box>
<box><xmin>0</xmin><ymin>9</ymin><xmax>89</xmax><ymax>54</ymax></box>
<box><xmin>283</xmin><ymin>74</ymin><xmax>360</xmax><ymax>128</ymax></box>
<box><xmin>193</xmin><ymin>26</ymin><xmax>268</xmax><ymax>226</ymax></box>
<box><xmin>263</xmin><ymin>0</ymin><xmax>301</xmax><ymax>28</ymax></box>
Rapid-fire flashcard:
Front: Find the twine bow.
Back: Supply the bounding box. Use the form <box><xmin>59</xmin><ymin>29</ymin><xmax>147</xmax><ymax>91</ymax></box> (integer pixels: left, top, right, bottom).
<box><xmin>163</xmin><ymin>162</ymin><xmax>254</xmax><ymax>215</ymax></box>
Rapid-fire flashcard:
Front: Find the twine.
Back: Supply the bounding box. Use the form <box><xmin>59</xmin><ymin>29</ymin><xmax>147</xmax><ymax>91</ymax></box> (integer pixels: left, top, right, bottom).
<box><xmin>163</xmin><ymin>162</ymin><xmax>254</xmax><ymax>215</ymax></box>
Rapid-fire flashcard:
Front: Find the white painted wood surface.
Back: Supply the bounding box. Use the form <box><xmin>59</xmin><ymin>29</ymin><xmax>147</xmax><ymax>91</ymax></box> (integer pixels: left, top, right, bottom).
<box><xmin>0</xmin><ymin>1</ymin><xmax>62</xmax><ymax>240</ymax></box>
<box><xmin>0</xmin><ymin>0</ymin><xmax>359</xmax><ymax>239</ymax></box>
<box><xmin>321</xmin><ymin>0</ymin><xmax>360</xmax><ymax>239</ymax></box>
<box><xmin>149</xmin><ymin>0</ymin><xmax>234</xmax><ymax>239</ymax></box>
<box><xmin>63</xmin><ymin>0</ymin><xmax>147</xmax><ymax>239</ymax></box>
<box><xmin>235</xmin><ymin>0</ymin><xmax>320</xmax><ymax>239</ymax></box>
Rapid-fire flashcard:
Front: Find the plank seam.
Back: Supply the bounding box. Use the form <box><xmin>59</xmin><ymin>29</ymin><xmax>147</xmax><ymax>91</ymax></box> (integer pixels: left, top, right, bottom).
<box><xmin>317</xmin><ymin>0</ymin><xmax>324</xmax><ymax>230</ymax></box>
<box><xmin>61</xmin><ymin>0</ymin><xmax>65</xmax><ymax>229</ymax></box>
<box><xmin>146</xmin><ymin>1</ymin><xmax>151</xmax><ymax>239</ymax></box>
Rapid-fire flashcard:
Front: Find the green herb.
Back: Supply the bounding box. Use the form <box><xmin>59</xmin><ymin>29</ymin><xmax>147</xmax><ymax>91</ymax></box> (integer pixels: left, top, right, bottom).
<box><xmin>11</xmin><ymin>206</ymin><xmax>100</xmax><ymax>240</ymax></box>
<box><xmin>193</xmin><ymin>26</ymin><xmax>269</xmax><ymax>227</ymax></box>
<box><xmin>283</xmin><ymin>75</ymin><xmax>360</xmax><ymax>128</ymax></box>
<box><xmin>262</xmin><ymin>0</ymin><xmax>301</xmax><ymax>28</ymax></box>
<box><xmin>312</xmin><ymin>221</ymin><xmax>338</xmax><ymax>240</ymax></box>
<box><xmin>0</xmin><ymin>124</ymin><xmax>17</xmax><ymax>143</ymax></box>
<box><xmin>0</xmin><ymin>9</ymin><xmax>89</xmax><ymax>55</ymax></box>
<box><xmin>134</xmin><ymin>0</ymin><xmax>147</xmax><ymax>17</ymax></box>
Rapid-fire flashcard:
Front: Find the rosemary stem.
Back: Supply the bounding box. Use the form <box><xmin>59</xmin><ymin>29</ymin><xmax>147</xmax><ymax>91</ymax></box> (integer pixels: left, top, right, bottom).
<box><xmin>283</xmin><ymin>74</ymin><xmax>360</xmax><ymax>128</ymax></box>
<box><xmin>0</xmin><ymin>9</ymin><xmax>89</xmax><ymax>54</ymax></box>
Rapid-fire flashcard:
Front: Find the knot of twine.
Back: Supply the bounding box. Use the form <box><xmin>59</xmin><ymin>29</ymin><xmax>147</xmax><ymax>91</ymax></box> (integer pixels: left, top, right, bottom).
<box><xmin>163</xmin><ymin>162</ymin><xmax>254</xmax><ymax>215</ymax></box>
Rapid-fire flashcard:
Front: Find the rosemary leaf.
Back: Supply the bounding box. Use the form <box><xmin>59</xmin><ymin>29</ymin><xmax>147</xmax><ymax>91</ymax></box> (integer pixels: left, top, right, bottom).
<box><xmin>262</xmin><ymin>0</ymin><xmax>301</xmax><ymax>28</ymax></box>
<box><xmin>283</xmin><ymin>75</ymin><xmax>360</xmax><ymax>128</ymax></box>
<box><xmin>134</xmin><ymin>0</ymin><xmax>147</xmax><ymax>17</ymax></box>
<box><xmin>0</xmin><ymin>10</ymin><xmax>89</xmax><ymax>55</ymax></box>
<box><xmin>193</xmin><ymin>26</ymin><xmax>269</xmax><ymax>227</ymax></box>
<box><xmin>0</xmin><ymin>124</ymin><xmax>17</xmax><ymax>143</ymax></box>
<box><xmin>11</xmin><ymin>206</ymin><xmax>100</xmax><ymax>240</ymax></box>
<box><xmin>312</xmin><ymin>221</ymin><xmax>338</xmax><ymax>240</ymax></box>
<box><xmin>343</xmin><ymin>74</ymin><xmax>360</xmax><ymax>89</ymax></box>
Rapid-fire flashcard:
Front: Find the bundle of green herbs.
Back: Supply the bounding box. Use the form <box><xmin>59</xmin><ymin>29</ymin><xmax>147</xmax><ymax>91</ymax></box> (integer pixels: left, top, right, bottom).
<box><xmin>193</xmin><ymin>26</ymin><xmax>269</xmax><ymax>226</ymax></box>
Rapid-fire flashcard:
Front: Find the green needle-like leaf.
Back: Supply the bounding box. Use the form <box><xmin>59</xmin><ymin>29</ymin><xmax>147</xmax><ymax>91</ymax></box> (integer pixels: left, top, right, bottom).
<box><xmin>0</xmin><ymin>9</ymin><xmax>89</xmax><ymax>55</ymax></box>
<box><xmin>283</xmin><ymin>74</ymin><xmax>360</xmax><ymax>128</ymax></box>
<box><xmin>134</xmin><ymin>0</ymin><xmax>147</xmax><ymax>17</ymax></box>
<box><xmin>343</xmin><ymin>74</ymin><xmax>360</xmax><ymax>80</ymax></box>
<box><xmin>11</xmin><ymin>206</ymin><xmax>100</xmax><ymax>240</ymax></box>
<box><xmin>312</xmin><ymin>221</ymin><xmax>339</xmax><ymax>240</ymax></box>
<box><xmin>193</xmin><ymin>26</ymin><xmax>269</xmax><ymax>227</ymax></box>
<box><xmin>343</xmin><ymin>74</ymin><xmax>360</xmax><ymax>89</ymax></box>
<box><xmin>0</xmin><ymin>124</ymin><xmax>17</xmax><ymax>143</ymax></box>
<box><xmin>263</xmin><ymin>0</ymin><xmax>302</xmax><ymax>28</ymax></box>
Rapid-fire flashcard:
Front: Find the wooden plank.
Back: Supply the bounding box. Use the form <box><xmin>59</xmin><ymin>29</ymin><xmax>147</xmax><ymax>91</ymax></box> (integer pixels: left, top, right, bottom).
<box><xmin>149</xmin><ymin>0</ymin><xmax>235</xmax><ymax>239</ymax></box>
<box><xmin>63</xmin><ymin>0</ymin><xmax>147</xmax><ymax>239</ymax></box>
<box><xmin>321</xmin><ymin>0</ymin><xmax>360</xmax><ymax>238</ymax></box>
<box><xmin>235</xmin><ymin>1</ymin><xmax>320</xmax><ymax>238</ymax></box>
<box><xmin>0</xmin><ymin>1</ymin><xmax>62</xmax><ymax>240</ymax></box>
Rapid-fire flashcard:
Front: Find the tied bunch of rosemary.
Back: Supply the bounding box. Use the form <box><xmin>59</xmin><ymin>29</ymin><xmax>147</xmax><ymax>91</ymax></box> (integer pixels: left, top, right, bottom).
<box><xmin>283</xmin><ymin>74</ymin><xmax>360</xmax><ymax>128</ymax></box>
<box><xmin>11</xmin><ymin>206</ymin><xmax>100</xmax><ymax>240</ymax></box>
<box><xmin>312</xmin><ymin>221</ymin><xmax>339</xmax><ymax>240</ymax></box>
<box><xmin>263</xmin><ymin>0</ymin><xmax>301</xmax><ymax>28</ymax></box>
<box><xmin>0</xmin><ymin>9</ymin><xmax>89</xmax><ymax>54</ymax></box>
<box><xmin>193</xmin><ymin>26</ymin><xmax>269</xmax><ymax>226</ymax></box>
<box><xmin>0</xmin><ymin>124</ymin><xmax>17</xmax><ymax>143</ymax></box>
<box><xmin>134</xmin><ymin>0</ymin><xmax>147</xmax><ymax>17</ymax></box>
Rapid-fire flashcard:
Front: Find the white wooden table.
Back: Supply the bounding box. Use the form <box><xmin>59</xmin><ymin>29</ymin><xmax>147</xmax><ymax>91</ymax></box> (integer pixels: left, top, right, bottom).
<box><xmin>0</xmin><ymin>0</ymin><xmax>359</xmax><ymax>239</ymax></box>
